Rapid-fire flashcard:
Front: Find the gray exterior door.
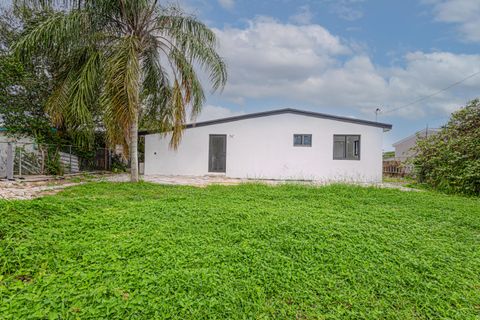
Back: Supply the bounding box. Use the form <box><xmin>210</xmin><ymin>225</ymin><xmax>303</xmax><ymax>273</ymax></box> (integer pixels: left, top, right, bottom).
<box><xmin>209</xmin><ymin>135</ymin><xmax>226</xmax><ymax>173</ymax></box>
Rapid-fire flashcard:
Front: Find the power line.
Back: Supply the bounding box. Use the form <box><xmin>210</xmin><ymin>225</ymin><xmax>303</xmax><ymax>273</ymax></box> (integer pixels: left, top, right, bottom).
<box><xmin>382</xmin><ymin>70</ymin><xmax>480</xmax><ymax>115</ymax></box>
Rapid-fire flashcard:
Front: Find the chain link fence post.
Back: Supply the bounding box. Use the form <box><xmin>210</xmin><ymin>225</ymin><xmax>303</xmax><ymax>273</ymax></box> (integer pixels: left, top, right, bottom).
<box><xmin>69</xmin><ymin>145</ymin><xmax>72</xmax><ymax>174</ymax></box>
<box><xmin>40</xmin><ymin>145</ymin><xmax>45</xmax><ymax>175</ymax></box>
<box><xmin>18</xmin><ymin>147</ymin><xmax>22</xmax><ymax>178</ymax></box>
<box><xmin>6</xmin><ymin>142</ymin><xmax>14</xmax><ymax>180</ymax></box>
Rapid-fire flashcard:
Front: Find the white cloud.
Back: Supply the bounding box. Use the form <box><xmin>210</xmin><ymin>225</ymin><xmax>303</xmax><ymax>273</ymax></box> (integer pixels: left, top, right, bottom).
<box><xmin>217</xmin><ymin>0</ymin><xmax>234</xmax><ymax>10</ymax></box>
<box><xmin>214</xmin><ymin>17</ymin><xmax>350</xmax><ymax>86</ymax></box>
<box><xmin>425</xmin><ymin>0</ymin><xmax>480</xmax><ymax>42</ymax></box>
<box><xmin>194</xmin><ymin>105</ymin><xmax>244</xmax><ymax>122</ymax></box>
<box><xmin>213</xmin><ymin>17</ymin><xmax>480</xmax><ymax>119</ymax></box>
<box><xmin>324</xmin><ymin>0</ymin><xmax>365</xmax><ymax>21</ymax></box>
<box><xmin>289</xmin><ymin>5</ymin><xmax>313</xmax><ymax>25</ymax></box>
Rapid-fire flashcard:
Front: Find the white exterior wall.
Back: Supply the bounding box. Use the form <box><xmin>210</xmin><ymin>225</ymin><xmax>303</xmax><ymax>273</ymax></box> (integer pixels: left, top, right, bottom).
<box><xmin>145</xmin><ymin>113</ymin><xmax>385</xmax><ymax>182</ymax></box>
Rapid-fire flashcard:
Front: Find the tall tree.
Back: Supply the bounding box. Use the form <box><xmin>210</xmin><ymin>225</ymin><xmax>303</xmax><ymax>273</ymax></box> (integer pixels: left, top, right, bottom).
<box><xmin>14</xmin><ymin>0</ymin><xmax>227</xmax><ymax>182</ymax></box>
<box><xmin>1</xmin><ymin>7</ymin><xmax>107</xmax><ymax>149</ymax></box>
<box><xmin>0</xmin><ymin>7</ymin><xmax>54</xmax><ymax>142</ymax></box>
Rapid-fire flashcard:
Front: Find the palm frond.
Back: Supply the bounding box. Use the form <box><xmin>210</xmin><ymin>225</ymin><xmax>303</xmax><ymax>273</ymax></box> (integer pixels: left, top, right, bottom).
<box><xmin>169</xmin><ymin>47</ymin><xmax>205</xmax><ymax>119</ymax></box>
<box><xmin>102</xmin><ymin>36</ymin><xmax>140</xmax><ymax>152</ymax></box>
<box><xmin>45</xmin><ymin>49</ymin><xmax>101</xmax><ymax>146</ymax></box>
<box><xmin>140</xmin><ymin>37</ymin><xmax>173</xmax><ymax>132</ymax></box>
<box><xmin>14</xmin><ymin>10</ymin><xmax>89</xmax><ymax>61</ymax></box>
<box><xmin>169</xmin><ymin>79</ymin><xmax>186</xmax><ymax>148</ymax></box>
<box><xmin>155</xmin><ymin>14</ymin><xmax>227</xmax><ymax>92</ymax></box>
<box><xmin>68</xmin><ymin>50</ymin><xmax>102</xmax><ymax>125</ymax></box>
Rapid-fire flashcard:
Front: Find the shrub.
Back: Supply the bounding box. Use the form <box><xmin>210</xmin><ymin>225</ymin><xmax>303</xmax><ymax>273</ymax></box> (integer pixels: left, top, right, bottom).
<box><xmin>413</xmin><ymin>99</ymin><xmax>480</xmax><ymax>195</ymax></box>
<box><xmin>45</xmin><ymin>148</ymin><xmax>64</xmax><ymax>176</ymax></box>
<box><xmin>111</xmin><ymin>154</ymin><xmax>128</xmax><ymax>173</ymax></box>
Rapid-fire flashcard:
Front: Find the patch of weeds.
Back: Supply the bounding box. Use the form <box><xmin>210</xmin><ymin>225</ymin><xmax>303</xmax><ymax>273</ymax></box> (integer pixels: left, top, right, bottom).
<box><xmin>0</xmin><ymin>183</ymin><xmax>479</xmax><ymax>318</ymax></box>
<box><xmin>382</xmin><ymin>176</ymin><xmax>415</xmax><ymax>185</ymax></box>
<box><xmin>69</xmin><ymin>177</ymin><xmax>82</xmax><ymax>183</ymax></box>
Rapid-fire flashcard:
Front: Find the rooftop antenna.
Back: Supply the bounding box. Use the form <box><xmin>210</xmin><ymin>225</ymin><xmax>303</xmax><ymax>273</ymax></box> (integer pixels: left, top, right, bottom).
<box><xmin>375</xmin><ymin>107</ymin><xmax>381</xmax><ymax>122</ymax></box>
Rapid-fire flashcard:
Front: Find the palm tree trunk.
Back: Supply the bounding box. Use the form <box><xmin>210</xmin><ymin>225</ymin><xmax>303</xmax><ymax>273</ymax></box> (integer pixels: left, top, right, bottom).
<box><xmin>129</xmin><ymin>110</ymin><xmax>139</xmax><ymax>182</ymax></box>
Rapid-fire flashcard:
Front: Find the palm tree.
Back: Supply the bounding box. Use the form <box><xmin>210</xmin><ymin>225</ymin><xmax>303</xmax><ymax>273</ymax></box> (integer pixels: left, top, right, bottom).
<box><xmin>14</xmin><ymin>0</ymin><xmax>227</xmax><ymax>182</ymax></box>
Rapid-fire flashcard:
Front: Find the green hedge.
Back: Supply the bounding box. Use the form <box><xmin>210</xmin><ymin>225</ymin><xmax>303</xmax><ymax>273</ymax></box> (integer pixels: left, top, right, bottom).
<box><xmin>413</xmin><ymin>99</ymin><xmax>480</xmax><ymax>196</ymax></box>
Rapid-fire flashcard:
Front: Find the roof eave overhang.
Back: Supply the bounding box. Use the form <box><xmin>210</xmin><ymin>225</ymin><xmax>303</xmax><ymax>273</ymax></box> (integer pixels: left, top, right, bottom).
<box><xmin>139</xmin><ymin>108</ymin><xmax>393</xmax><ymax>135</ymax></box>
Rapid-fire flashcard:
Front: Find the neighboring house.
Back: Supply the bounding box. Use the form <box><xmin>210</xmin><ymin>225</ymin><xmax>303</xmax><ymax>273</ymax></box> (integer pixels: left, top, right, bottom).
<box><xmin>383</xmin><ymin>128</ymin><xmax>440</xmax><ymax>176</ymax></box>
<box><xmin>392</xmin><ymin>128</ymin><xmax>440</xmax><ymax>162</ymax></box>
<box><xmin>142</xmin><ymin>109</ymin><xmax>392</xmax><ymax>183</ymax></box>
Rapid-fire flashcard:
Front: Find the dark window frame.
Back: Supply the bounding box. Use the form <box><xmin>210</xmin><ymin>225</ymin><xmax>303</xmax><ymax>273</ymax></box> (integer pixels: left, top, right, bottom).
<box><xmin>333</xmin><ymin>134</ymin><xmax>361</xmax><ymax>160</ymax></box>
<box><xmin>293</xmin><ymin>134</ymin><xmax>312</xmax><ymax>147</ymax></box>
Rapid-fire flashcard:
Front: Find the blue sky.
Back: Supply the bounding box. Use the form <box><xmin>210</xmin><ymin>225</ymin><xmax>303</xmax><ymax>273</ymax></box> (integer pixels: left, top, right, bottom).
<box><xmin>178</xmin><ymin>0</ymin><xmax>480</xmax><ymax>149</ymax></box>
<box><xmin>1</xmin><ymin>0</ymin><xmax>479</xmax><ymax>149</ymax></box>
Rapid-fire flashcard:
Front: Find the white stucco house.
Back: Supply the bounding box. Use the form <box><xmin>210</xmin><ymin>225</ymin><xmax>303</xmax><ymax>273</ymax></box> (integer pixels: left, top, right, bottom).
<box><xmin>142</xmin><ymin>109</ymin><xmax>392</xmax><ymax>183</ymax></box>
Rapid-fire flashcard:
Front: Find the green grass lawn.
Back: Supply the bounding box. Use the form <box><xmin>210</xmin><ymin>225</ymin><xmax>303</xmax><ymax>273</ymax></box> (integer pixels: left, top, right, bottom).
<box><xmin>1</xmin><ymin>183</ymin><xmax>479</xmax><ymax>319</ymax></box>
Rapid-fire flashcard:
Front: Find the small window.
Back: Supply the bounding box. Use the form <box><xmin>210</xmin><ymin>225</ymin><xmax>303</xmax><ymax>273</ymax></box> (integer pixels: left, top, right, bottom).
<box><xmin>293</xmin><ymin>134</ymin><xmax>312</xmax><ymax>147</ymax></box>
<box><xmin>333</xmin><ymin>135</ymin><xmax>360</xmax><ymax>160</ymax></box>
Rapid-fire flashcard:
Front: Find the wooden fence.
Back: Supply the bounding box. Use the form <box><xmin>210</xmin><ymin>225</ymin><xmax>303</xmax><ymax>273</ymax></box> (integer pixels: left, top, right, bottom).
<box><xmin>383</xmin><ymin>160</ymin><xmax>410</xmax><ymax>177</ymax></box>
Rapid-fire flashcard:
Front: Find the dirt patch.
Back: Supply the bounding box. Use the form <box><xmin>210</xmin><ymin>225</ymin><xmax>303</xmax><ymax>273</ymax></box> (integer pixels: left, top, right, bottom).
<box><xmin>0</xmin><ymin>174</ymin><xmax>420</xmax><ymax>200</ymax></box>
<box><xmin>0</xmin><ymin>180</ymin><xmax>82</xmax><ymax>200</ymax></box>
